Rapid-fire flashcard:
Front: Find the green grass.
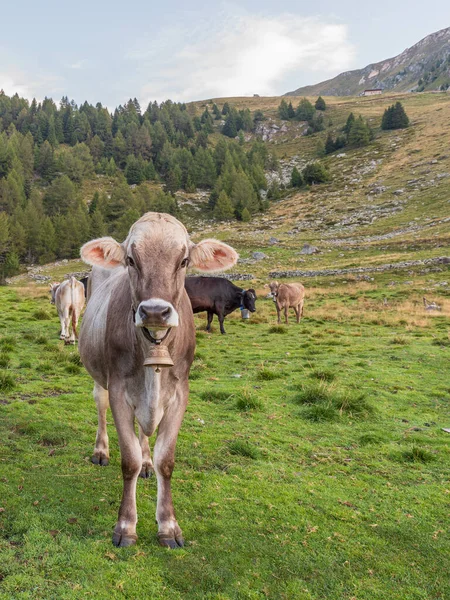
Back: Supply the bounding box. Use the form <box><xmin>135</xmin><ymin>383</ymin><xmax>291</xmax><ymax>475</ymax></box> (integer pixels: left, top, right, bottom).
<box><xmin>0</xmin><ymin>268</ymin><xmax>450</xmax><ymax>599</ymax></box>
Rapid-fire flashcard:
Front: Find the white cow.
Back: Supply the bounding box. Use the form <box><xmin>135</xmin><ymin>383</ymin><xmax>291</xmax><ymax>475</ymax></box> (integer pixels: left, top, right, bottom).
<box><xmin>50</xmin><ymin>276</ymin><xmax>85</xmax><ymax>344</ymax></box>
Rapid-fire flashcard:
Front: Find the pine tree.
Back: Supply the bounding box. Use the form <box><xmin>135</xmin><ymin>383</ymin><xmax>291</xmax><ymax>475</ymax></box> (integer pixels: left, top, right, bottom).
<box><xmin>315</xmin><ymin>96</ymin><xmax>326</xmax><ymax>111</ymax></box>
<box><xmin>381</xmin><ymin>102</ymin><xmax>409</xmax><ymax>130</ymax></box>
<box><xmin>291</xmin><ymin>166</ymin><xmax>303</xmax><ymax>188</ymax></box>
<box><xmin>38</xmin><ymin>217</ymin><xmax>57</xmax><ymax>263</ymax></box>
<box><xmin>325</xmin><ymin>133</ymin><xmax>336</xmax><ymax>154</ymax></box>
<box><xmin>296</xmin><ymin>99</ymin><xmax>315</xmax><ymax>121</ymax></box>
<box><xmin>278</xmin><ymin>100</ymin><xmax>290</xmax><ymax>120</ymax></box>
<box><xmin>125</xmin><ymin>154</ymin><xmax>144</xmax><ymax>185</ymax></box>
<box><xmin>213</xmin><ymin>190</ymin><xmax>235</xmax><ymax>220</ymax></box>
<box><xmin>302</xmin><ymin>162</ymin><xmax>330</xmax><ymax>184</ymax></box>
<box><xmin>241</xmin><ymin>207</ymin><xmax>251</xmax><ymax>222</ymax></box>
<box><xmin>222</xmin><ymin>112</ymin><xmax>238</xmax><ymax>138</ymax></box>
<box><xmin>287</xmin><ymin>102</ymin><xmax>296</xmax><ymax>119</ymax></box>
<box><xmin>90</xmin><ymin>209</ymin><xmax>107</xmax><ymax>238</ymax></box>
<box><xmin>222</xmin><ymin>102</ymin><xmax>230</xmax><ymax>115</ymax></box>
<box><xmin>343</xmin><ymin>112</ymin><xmax>355</xmax><ymax>134</ymax></box>
<box><xmin>347</xmin><ymin>116</ymin><xmax>371</xmax><ymax>147</ymax></box>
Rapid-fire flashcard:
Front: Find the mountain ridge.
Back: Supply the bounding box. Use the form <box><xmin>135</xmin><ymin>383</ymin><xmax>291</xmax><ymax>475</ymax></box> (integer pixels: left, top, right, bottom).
<box><xmin>285</xmin><ymin>26</ymin><xmax>450</xmax><ymax>97</ymax></box>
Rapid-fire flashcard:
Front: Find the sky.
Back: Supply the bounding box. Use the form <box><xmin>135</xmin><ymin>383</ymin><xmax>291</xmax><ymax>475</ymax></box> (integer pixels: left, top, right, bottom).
<box><xmin>1</xmin><ymin>0</ymin><xmax>449</xmax><ymax>109</ymax></box>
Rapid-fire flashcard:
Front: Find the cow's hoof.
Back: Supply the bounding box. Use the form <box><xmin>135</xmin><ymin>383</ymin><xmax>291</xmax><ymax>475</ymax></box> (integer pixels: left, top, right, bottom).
<box><xmin>112</xmin><ymin>532</ymin><xmax>137</xmax><ymax>547</ymax></box>
<box><xmin>139</xmin><ymin>463</ymin><xmax>153</xmax><ymax>478</ymax></box>
<box><xmin>91</xmin><ymin>454</ymin><xmax>109</xmax><ymax>466</ymax></box>
<box><xmin>157</xmin><ymin>533</ymin><xmax>184</xmax><ymax>549</ymax></box>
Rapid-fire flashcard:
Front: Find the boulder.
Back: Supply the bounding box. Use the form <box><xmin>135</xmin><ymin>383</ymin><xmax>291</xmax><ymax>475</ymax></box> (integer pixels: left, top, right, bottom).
<box><xmin>252</xmin><ymin>252</ymin><xmax>267</xmax><ymax>261</ymax></box>
<box><xmin>300</xmin><ymin>243</ymin><xmax>319</xmax><ymax>255</ymax></box>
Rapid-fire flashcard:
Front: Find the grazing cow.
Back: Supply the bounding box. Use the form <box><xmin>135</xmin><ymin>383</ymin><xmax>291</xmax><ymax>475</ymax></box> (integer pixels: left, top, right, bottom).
<box><xmin>185</xmin><ymin>277</ymin><xmax>256</xmax><ymax>334</ymax></box>
<box><xmin>269</xmin><ymin>280</ymin><xmax>305</xmax><ymax>324</ymax></box>
<box><xmin>78</xmin><ymin>212</ymin><xmax>238</xmax><ymax>548</ymax></box>
<box><xmin>50</xmin><ymin>277</ymin><xmax>85</xmax><ymax>343</ymax></box>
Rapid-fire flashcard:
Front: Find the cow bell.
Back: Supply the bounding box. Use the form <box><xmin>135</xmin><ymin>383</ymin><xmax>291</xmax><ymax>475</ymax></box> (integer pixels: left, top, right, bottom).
<box><xmin>143</xmin><ymin>344</ymin><xmax>174</xmax><ymax>372</ymax></box>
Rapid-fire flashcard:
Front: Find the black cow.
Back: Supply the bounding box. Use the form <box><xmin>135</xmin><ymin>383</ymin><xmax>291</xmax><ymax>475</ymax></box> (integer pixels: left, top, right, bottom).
<box><xmin>185</xmin><ymin>276</ymin><xmax>256</xmax><ymax>334</ymax></box>
<box><xmin>79</xmin><ymin>276</ymin><xmax>89</xmax><ymax>299</ymax></box>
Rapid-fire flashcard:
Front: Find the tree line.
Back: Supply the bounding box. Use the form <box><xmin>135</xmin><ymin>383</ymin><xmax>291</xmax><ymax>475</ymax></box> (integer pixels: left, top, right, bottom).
<box><xmin>0</xmin><ymin>91</ymin><xmax>277</xmax><ymax>277</ymax></box>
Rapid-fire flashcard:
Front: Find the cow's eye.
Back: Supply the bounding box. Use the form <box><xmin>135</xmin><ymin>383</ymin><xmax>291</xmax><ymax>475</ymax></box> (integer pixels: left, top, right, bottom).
<box><xmin>127</xmin><ymin>256</ymin><xmax>135</xmax><ymax>268</ymax></box>
<box><xmin>180</xmin><ymin>258</ymin><xmax>189</xmax><ymax>268</ymax></box>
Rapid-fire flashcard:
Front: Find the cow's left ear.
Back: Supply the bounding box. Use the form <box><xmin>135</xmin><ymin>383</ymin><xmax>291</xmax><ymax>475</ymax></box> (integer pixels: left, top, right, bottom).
<box><xmin>190</xmin><ymin>239</ymin><xmax>238</xmax><ymax>272</ymax></box>
<box><xmin>81</xmin><ymin>237</ymin><xmax>125</xmax><ymax>269</ymax></box>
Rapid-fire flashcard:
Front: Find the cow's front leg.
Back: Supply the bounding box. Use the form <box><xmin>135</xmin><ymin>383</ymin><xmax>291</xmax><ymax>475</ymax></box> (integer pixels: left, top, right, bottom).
<box><xmin>91</xmin><ymin>382</ymin><xmax>110</xmax><ymax>466</ymax></box>
<box><xmin>109</xmin><ymin>391</ymin><xmax>141</xmax><ymax>547</ymax></box>
<box><xmin>153</xmin><ymin>388</ymin><xmax>187</xmax><ymax>549</ymax></box>
<box><xmin>138</xmin><ymin>425</ymin><xmax>153</xmax><ymax>478</ymax></box>
<box><xmin>284</xmin><ymin>305</ymin><xmax>289</xmax><ymax>325</ymax></box>
<box><xmin>206</xmin><ymin>311</ymin><xmax>213</xmax><ymax>332</ymax></box>
<box><xmin>276</xmin><ymin>303</ymin><xmax>282</xmax><ymax>324</ymax></box>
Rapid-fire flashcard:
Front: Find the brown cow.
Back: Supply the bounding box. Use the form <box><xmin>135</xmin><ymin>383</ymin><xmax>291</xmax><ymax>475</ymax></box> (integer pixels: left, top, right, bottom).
<box><xmin>50</xmin><ymin>276</ymin><xmax>85</xmax><ymax>344</ymax></box>
<box><xmin>78</xmin><ymin>212</ymin><xmax>238</xmax><ymax>548</ymax></box>
<box><xmin>269</xmin><ymin>280</ymin><xmax>305</xmax><ymax>324</ymax></box>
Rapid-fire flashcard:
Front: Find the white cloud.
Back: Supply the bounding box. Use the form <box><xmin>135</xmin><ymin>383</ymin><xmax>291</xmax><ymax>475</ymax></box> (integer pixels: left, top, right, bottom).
<box><xmin>128</xmin><ymin>13</ymin><xmax>356</xmax><ymax>103</ymax></box>
<box><xmin>0</xmin><ymin>70</ymin><xmax>35</xmax><ymax>99</ymax></box>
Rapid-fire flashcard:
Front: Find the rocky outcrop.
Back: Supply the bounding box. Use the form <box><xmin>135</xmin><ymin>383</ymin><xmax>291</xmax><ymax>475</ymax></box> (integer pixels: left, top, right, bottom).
<box><xmin>270</xmin><ymin>257</ymin><xmax>450</xmax><ymax>279</ymax></box>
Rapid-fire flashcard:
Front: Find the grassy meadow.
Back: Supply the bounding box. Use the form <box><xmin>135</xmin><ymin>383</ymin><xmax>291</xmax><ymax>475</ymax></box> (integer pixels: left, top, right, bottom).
<box><xmin>1</xmin><ymin>270</ymin><xmax>449</xmax><ymax>599</ymax></box>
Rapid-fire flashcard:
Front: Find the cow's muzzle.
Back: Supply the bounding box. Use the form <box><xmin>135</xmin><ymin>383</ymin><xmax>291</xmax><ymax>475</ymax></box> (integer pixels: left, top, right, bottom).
<box><xmin>135</xmin><ymin>298</ymin><xmax>179</xmax><ymax>330</ymax></box>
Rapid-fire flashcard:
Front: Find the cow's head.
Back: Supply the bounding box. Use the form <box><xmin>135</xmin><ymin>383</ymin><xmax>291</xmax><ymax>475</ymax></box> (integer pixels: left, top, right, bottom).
<box><xmin>269</xmin><ymin>281</ymin><xmax>279</xmax><ymax>300</ymax></box>
<box><xmin>243</xmin><ymin>288</ymin><xmax>257</xmax><ymax>312</ymax></box>
<box><xmin>49</xmin><ymin>283</ymin><xmax>60</xmax><ymax>304</ymax></box>
<box><xmin>80</xmin><ymin>212</ymin><xmax>238</xmax><ymax>337</ymax></box>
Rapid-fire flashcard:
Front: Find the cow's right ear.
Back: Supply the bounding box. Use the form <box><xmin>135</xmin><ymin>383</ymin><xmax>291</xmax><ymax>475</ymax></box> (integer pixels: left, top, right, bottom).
<box><xmin>80</xmin><ymin>237</ymin><xmax>125</xmax><ymax>269</ymax></box>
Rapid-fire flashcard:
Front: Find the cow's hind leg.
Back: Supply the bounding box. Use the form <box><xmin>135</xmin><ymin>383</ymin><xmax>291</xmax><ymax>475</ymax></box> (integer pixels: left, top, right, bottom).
<box><xmin>294</xmin><ymin>304</ymin><xmax>301</xmax><ymax>323</ymax></box>
<box><xmin>62</xmin><ymin>308</ymin><xmax>72</xmax><ymax>344</ymax></box>
<box><xmin>138</xmin><ymin>425</ymin><xmax>153</xmax><ymax>478</ymax></box>
<box><xmin>110</xmin><ymin>389</ymin><xmax>141</xmax><ymax>547</ymax></box>
<box><xmin>206</xmin><ymin>311</ymin><xmax>213</xmax><ymax>332</ymax></box>
<box><xmin>153</xmin><ymin>387</ymin><xmax>187</xmax><ymax>549</ymax></box>
<box><xmin>284</xmin><ymin>305</ymin><xmax>289</xmax><ymax>325</ymax></box>
<box><xmin>91</xmin><ymin>382</ymin><xmax>110</xmax><ymax>466</ymax></box>
<box><xmin>59</xmin><ymin>313</ymin><xmax>66</xmax><ymax>340</ymax></box>
<box><xmin>67</xmin><ymin>307</ymin><xmax>77</xmax><ymax>344</ymax></box>
<box><xmin>218</xmin><ymin>312</ymin><xmax>226</xmax><ymax>335</ymax></box>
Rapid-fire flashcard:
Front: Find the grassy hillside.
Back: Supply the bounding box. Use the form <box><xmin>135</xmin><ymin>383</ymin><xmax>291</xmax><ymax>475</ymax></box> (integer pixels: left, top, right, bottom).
<box><xmin>1</xmin><ymin>91</ymin><xmax>449</xmax><ymax>599</ymax></box>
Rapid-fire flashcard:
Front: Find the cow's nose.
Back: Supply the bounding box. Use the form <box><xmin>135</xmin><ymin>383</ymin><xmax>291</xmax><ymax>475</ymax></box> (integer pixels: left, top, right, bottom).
<box><xmin>136</xmin><ymin>299</ymin><xmax>179</xmax><ymax>329</ymax></box>
<box><xmin>139</xmin><ymin>304</ymin><xmax>171</xmax><ymax>324</ymax></box>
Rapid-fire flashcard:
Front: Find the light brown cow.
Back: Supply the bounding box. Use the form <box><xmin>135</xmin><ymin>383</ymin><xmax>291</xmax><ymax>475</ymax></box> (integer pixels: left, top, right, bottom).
<box><xmin>78</xmin><ymin>212</ymin><xmax>238</xmax><ymax>549</ymax></box>
<box><xmin>50</xmin><ymin>277</ymin><xmax>85</xmax><ymax>344</ymax></box>
<box><xmin>269</xmin><ymin>280</ymin><xmax>305</xmax><ymax>324</ymax></box>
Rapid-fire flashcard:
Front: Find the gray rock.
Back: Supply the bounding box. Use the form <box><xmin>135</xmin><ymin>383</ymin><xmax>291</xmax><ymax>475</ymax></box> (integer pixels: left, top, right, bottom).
<box><xmin>300</xmin><ymin>243</ymin><xmax>319</xmax><ymax>255</ymax></box>
<box><xmin>268</xmin><ymin>237</ymin><xmax>279</xmax><ymax>245</ymax></box>
<box><xmin>252</xmin><ymin>252</ymin><xmax>267</xmax><ymax>261</ymax></box>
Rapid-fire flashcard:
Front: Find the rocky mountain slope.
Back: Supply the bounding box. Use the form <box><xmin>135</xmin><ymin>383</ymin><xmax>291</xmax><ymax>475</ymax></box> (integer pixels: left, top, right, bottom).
<box><xmin>285</xmin><ymin>27</ymin><xmax>450</xmax><ymax>97</ymax></box>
